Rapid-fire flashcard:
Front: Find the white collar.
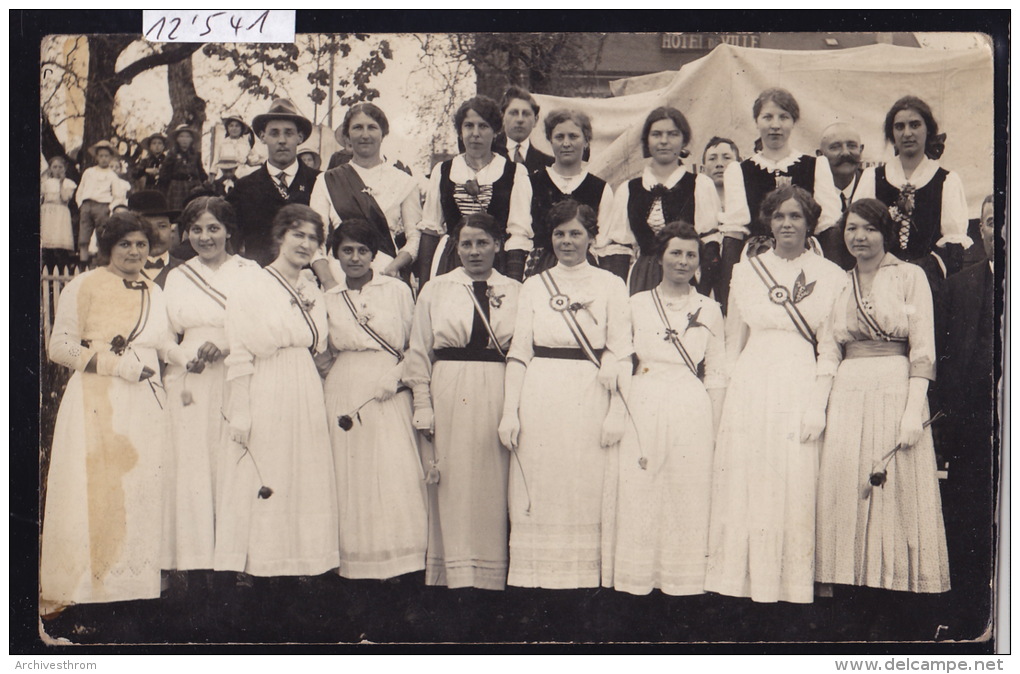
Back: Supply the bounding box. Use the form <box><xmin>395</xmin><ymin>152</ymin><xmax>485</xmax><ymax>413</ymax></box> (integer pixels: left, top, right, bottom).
<box><xmin>267</xmin><ymin>160</ymin><xmax>298</xmax><ymax>180</ymax></box>
<box><xmin>749</xmin><ymin>151</ymin><xmax>806</xmax><ymax>173</ymax></box>
<box><xmin>641</xmin><ymin>164</ymin><xmax>688</xmax><ymax>190</ymax></box>
<box><xmin>507</xmin><ymin>137</ymin><xmax>531</xmax><ymax>156</ymax></box>
<box><xmin>884</xmin><ymin>155</ymin><xmax>940</xmax><ymax>189</ymax></box>
<box><xmin>148</xmin><ymin>251</ymin><xmax>170</xmax><ymax>265</ymax></box>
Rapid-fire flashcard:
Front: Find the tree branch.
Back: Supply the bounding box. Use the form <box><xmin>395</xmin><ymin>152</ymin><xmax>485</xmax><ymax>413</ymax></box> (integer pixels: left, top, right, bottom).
<box><xmin>114</xmin><ymin>43</ymin><xmax>202</xmax><ymax>88</ymax></box>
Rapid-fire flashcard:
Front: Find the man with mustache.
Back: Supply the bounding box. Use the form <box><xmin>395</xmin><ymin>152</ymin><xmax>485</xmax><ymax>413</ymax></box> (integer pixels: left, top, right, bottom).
<box><xmin>816</xmin><ymin>122</ymin><xmax>864</xmax><ymax>268</ymax></box>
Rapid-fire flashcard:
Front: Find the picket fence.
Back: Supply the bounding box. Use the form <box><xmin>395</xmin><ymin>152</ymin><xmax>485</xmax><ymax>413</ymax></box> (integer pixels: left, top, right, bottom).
<box><xmin>41</xmin><ymin>266</ymin><xmax>80</xmax><ymax>353</ymax></box>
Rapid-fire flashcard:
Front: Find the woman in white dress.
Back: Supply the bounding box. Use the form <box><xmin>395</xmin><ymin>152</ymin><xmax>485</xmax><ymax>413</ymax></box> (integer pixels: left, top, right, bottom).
<box><xmin>41</xmin><ymin>211</ymin><xmax>171</xmax><ymax>616</ymax></box>
<box><xmin>405</xmin><ymin>213</ymin><xmax>521</xmax><ymax>590</ymax></box>
<box><xmin>322</xmin><ymin>219</ymin><xmax>426</xmax><ymax>580</ymax></box>
<box><xmin>499</xmin><ymin>199</ymin><xmax>632</xmax><ymax>589</ymax></box>
<box><xmin>705</xmin><ymin>185</ymin><xmax>846</xmax><ymax>604</ymax></box>
<box><xmin>309</xmin><ymin>103</ymin><xmax>423</xmax><ymax>288</ymax></box>
<box><xmin>814</xmin><ymin>199</ymin><xmax>949</xmax><ymax>593</ymax></box>
<box><xmin>40</xmin><ymin>155</ymin><xmax>78</xmax><ymax>269</ymax></box>
<box><xmin>610</xmin><ymin>221</ymin><xmax>726</xmax><ymax>596</ymax></box>
<box><xmin>417</xmin><ymin>96</ymin><xmax>533</xmax><ymax>284</ymax></box>
<box><xmin>215</xmin><ymin>204</ymin><xmax>339</xmax><ymax>577</ymax></box>
<box><xmin>161</xmin><ymin>197</ymin><xmax>259</xmax><ymax>572</ymax></box>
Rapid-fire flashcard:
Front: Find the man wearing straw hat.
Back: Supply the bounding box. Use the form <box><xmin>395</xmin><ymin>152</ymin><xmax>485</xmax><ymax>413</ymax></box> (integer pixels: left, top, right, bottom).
<box><xmin>227</xmin><ymin>98</ymin><xmax>319</xmax><ymax>266</ymax></box>
<box><xmin>75</xmin><ymin>140</ymin><xmax>128</xmax><ymax>265</ymax></box>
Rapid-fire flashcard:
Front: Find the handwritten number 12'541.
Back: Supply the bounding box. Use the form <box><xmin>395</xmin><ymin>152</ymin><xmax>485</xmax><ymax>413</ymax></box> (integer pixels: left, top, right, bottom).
<box><xmin>145</xmin><ymin>11</ymin><xmax>270</xmax><ymax>41</ymax></box>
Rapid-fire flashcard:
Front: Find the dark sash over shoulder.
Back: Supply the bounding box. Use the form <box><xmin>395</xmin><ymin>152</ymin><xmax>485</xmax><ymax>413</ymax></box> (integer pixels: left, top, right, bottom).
<box><xmin>265</xmin><ymin>267</ymin><xmax>319</xmax><ymax>355</ymax></box>
<box><xmin>538</xmin><ymin>270</ymin><xmax>602</xmax><ymax>367</ymax></box>
<box><xmin>323</xmin><ymin>164</ymin><xmax>397</xmax><ymax>258</ymax></box>
<box><xmin>339</xmin><ymin>289</ymin><xmax>404</xmax><ymax>362</ymax></box>
<box><xmin>746</xmin><ymin>255</ymin><xmax>818</xmax><ymax>347</ymax></box>
<box><xmin>851</xmin><ymin>268</ymin><xmax>907</xmax><ymax>343</ymax></box>
<box><xmin>177</xmin><ymin>262</ymin><xmax>227</xmax><ymax>309</ymax></box>
<box><xmin>650</xmin><ymin>289</ymin><xmax>699</xmax><ymax>377</ymax></box>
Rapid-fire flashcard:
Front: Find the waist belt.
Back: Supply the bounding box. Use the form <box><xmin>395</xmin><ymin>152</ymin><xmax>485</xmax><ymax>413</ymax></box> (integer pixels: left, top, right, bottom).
<box><xmin>533</xmin><ymin>346</ymin><xmax>605</xmax><ymax>361</ymax></box>
<box><xmin>434</xmin><ymin>347</ymin><xmax>505</xmax><ymax>363</ymax></box>
<box><xmin>845</xmin><ymin>340</ymin><xmax>909</xmax><ymax>360</ymax></box>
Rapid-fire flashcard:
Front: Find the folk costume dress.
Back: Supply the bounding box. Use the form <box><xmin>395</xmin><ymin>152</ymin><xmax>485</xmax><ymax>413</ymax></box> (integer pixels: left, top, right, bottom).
<box><xmin>215</xmin><ymin>267</ymin><xmax>339</xmax><ymax>576</ymax></box>
<box><xmin>599</xmin><ymin>165</ymin><xmax>717</xmax><ymax>295</ymax></box>
<box><xmin>323</xmin><ymin>273</ymin><xmax>427</xmax><ymax>579</ymax></box>
<box><xmin>856</xmin><ymin>157</ymin><xmax>972</xmax><ymax>284</ymax></box>
<box><xmin>610</xmin><ymin>288</ymin><xmax>726</xmax><ymax>596</ymax></box>
<box><xmin>717</xmin><ymin>152</ymin><xmax>841</xmax><ymax>310</ymax></box>
<box><xmin>526</xmin><ymin>166</ymin><xmax>613</xmax><ymax>278</ymax></box>
<box><xmin>506</xmin><ymin>261</ymin><xmax>633</xmax><ymax>589</ymax></box>
<box><xmin>309</xmin><ymin>161</ymin><xmax>423</xmax><ymax>279</ymax></box>
<box><xmin>42</xmin><ymin>269</ymin><xmax>171</xmax><ymax>612</ymax></box>
<box><xmin>161</xmin><ymin>255</ymin><xmax>260</xmax><ymax>570</ymax></box>
<box><xmin>705</xmin><ymin>248</ymin><xmax>846</xmax><ymax>603</ymax></box>
<box><xmin>40</xmin><ymin>176</ymin><xmax>77</xmax><ymax>252</ymax></box>
<box><xmin>404</xmin><ymin>268</ymin><xmax>521</xmax><ymax>590</ymax></box>
<box><xmin>418</xmin><ymin>154</ymin><xmax>532</xmax><ymax>284</ymax></box>
<box><xmin>815</xmin><ymin>254</ymin><xmax>950</xmax><ymax>593</ymax></box>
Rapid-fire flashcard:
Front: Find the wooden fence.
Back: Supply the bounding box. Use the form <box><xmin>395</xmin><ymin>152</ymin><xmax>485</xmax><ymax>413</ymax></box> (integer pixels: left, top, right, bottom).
<box><xmin>41</xmin><ymin>266</ymin><xmax>80</xmax><ymax>353</ymax></box>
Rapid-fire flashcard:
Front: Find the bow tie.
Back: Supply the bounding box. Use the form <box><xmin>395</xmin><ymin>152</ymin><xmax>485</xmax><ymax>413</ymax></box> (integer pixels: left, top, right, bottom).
<box><xmin>123</xmin><ymin>279</ymin><xmax>147</xmax><ymax>290</ymax></box>
<box><xmin>649</xmin><ymin>184</ymin><xmax>673</xmax><ymax>199</ymax></box>
<box><xmin>144</xmin><ymin>258</ymin><xmax>165</xmax><ymax>270</ymax></box>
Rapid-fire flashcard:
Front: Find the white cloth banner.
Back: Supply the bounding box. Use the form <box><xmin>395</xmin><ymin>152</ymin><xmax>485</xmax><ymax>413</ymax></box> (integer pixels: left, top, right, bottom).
<box><xmin>530</xmin><ymin>43</ymin><xmax>993</xmax><ymax>217</ymax></box>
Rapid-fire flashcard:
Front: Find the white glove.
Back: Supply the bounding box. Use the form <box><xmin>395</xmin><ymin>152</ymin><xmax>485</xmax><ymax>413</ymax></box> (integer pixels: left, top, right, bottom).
<box><xmin>412</xmin><ymin>407</ymin><xmax>434</xmax><ymax>434</ymax></box>
<box><xmin>597</xmin><ymin>357</ymin><xmax>620</xmax><ymax>391</ymax></box>
<box><xmin>600</xmin><ymin>410</ymin><xmax>625</xmax><ymax>448</ymax></box>
<box><xmin>498</xmin><ymin>413</ymin><xmax>520</xmax><ymax>451</ymax></box>
<box><xmin>115</xmin><ymin>354</ymin><xmax>148</xmax><ymax>382</ymax></box>
<box><xmin>373</xmin><ymin>372</ymin><xmax>400</xmax><ymax>402</ymax></box>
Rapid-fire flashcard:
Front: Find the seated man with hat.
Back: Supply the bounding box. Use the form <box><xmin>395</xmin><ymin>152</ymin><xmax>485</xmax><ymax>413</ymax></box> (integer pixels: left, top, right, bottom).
<box><xmin>226</xmin><ymin>98</ymin><xmax>320</xmax><ymax>266</ymax></box>
<box><xmin>129</xmin><ymin>189</ymin><xmax>183</xmax><ymax>288</ymax></box>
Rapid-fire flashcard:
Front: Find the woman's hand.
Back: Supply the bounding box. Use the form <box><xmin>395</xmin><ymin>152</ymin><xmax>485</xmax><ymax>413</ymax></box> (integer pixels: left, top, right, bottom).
<box><xmin>186</xmin><ymin>358</ymin><xmax>206</xmax><ymax>374</ymax></box>
<box><xmin>412</xmin><ymin>407</ymin><xmax>434</xmax><ymax>435</ymax></box>
<box><xmin>800</xmin><ymin>406</ymin><xmax>827</xmax><ymax>443</ymax></box>
<box><xmin>596</xmin><ymin>358</ymin><xmax>620</xmax><ymax>392</ymax></box>
<box><xmin>229</xmin><ymin>413</ymin><xmax>251</xmax><ymax>447</ymax></box>
<box><xmin>600</xmin><ymin>410</ymin><xmax>625</xmax><ymax>447</ymax></box>
<box><xmin>114</xmin><ymin>355</ymin><xmax>148</xmax><ymax>382</ymax></box>
<box><xmin>381</xmin><ymin>261</ymin><xmax>402</xmax><ymax>278</ymax></box>
<box><xmin>498</xmin><ymin>413</ymin><xmax>520</xmax><ymax>451</ymax></box>
<box><xmin>373</xmin><ymin>373</ymin><xmax>400</xmax><ymax>402</ymax></box>
<box><xmin>196</xmin><ymin>341</ymin><xmax>223</xmax><ymax>363</ymax></box>
<box><xmin>896</xmin><ymin>408</ymin><xmax>925</xmax><ymax>451</ymax></box>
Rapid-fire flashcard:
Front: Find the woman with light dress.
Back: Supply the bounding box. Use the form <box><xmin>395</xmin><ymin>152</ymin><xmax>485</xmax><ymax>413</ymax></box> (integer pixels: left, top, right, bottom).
<box><xmin>526</xmin><ymin>109</ymin><xmax>613</xmax><ymax>278</ymax></box>
<box><xmin>215</xmin><ymin>204</ymin><xmax>339</xmax><ymax>577</ymax></box>
<box><xmin>813</xmin><ymin>199</ymin><xmax>949</xmax><ymax>594</ymax></box>
<box><xmin>704</xmin><ymin>185</ymin><xmax>846</xmax><ymax>604</ymax></box>
<box><xmin>598</xmin><ymin>107</ymin><xmax>717</xmax><ymax>295</ymax></box>
<box><xmin>610</xmin><ymin>221</ymin><xmax>726</xmax><ymax>596</ymax></box>
<box><xmin>161</xmin><ymin>197</ymin><xmax>259</xmax><ymax>572</ymax></box>
<box><xmin>41</xmin><ymin>211</ymin><xmax>171</xmax><ymax>617</ymax></box>
<box><xmin>309</xmin><ymin>103</ymin><xmax>423</xmax><ymax>288</ymax></box>
<box><xmin>40</xmin><ymin>155</ymin><xmax>78</xmax><ymax>269</ymax></box>
<box><xmin>416</xmin><ymin>95</ymin><xmax>533</xmax><ymax>284</ymax></box>
<box><xmin>499</xmin><ymin>199</ymin><xmax>632</xmax><ymax>589</ymax></box>
<box><xmin>322</xmin><ymin>219</ymin><xmax>427</xmax><ymax>580</ymax></box>
<box><xmin>405</xmin><ymin>212</ymin><xmax>520</xmax><ymax>590</ymax></box>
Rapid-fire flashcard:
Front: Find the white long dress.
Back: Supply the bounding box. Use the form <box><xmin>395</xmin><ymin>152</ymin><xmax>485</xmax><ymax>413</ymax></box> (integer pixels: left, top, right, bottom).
<box><xmin>705</xmin><ymin>248</ymin><xmax>846</xmax><ymax>603</ymax></box>
<box><xmin>215</xmin><ymin>268</ymin><xmax>339</xmax><ymax>576</ymax></box>
<box><xmin>610</xmin><ymin>288</ymin><xmax>726</xmax><ymax>596</ymax></box>
<box><xmin>41</xmin><ymin>269</ymin><xmax>171</xmax><ymax>611</ymax></box>
<box><xmin>506</xmin><ymin>261</ymin><xmax>633</xmax><ymax>589</ymax></box>
<box><xmin>404</xmin><ymin>267</ymin><xmax>521</xmax><ymax>590</ymax></box>
<box><xmin>161</xmin><ymin>255</ymin><xmax>260</xmax><ymax>570</ymax></box>
<box><xmin>323</xmin><ymin>273</ymin><xmax>427</xmax><ymax>579</ymax></box>
<box><xmin>40</xmin><ymin>177</ymin><xmax>77</xmax><ymax>251</ymax></box>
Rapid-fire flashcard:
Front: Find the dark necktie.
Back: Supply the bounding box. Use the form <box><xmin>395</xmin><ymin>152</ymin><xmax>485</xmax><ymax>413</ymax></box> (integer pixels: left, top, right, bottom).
<box><xmin>513</xmin><ymin>145</ymin><xmax>525</xmax><ymax>164</ymax></box>
<box><xmin>144</xmin><ymin>258</ymin><xmax>165</xmax><ymax>270</ymax></box>
<box><xmin>275</xmin><ymin>171</ymin><xmax>290</xmax><ymax>199</ymax></box>
<box><xmin>467</xmin><ymin>281</ymin><xmax>491</xmax><ymax>349</ymax></box>
<box><xmin>840</xmin><ymin>192</ymin><xmax>848</xmax><ymax>213</ymax></box>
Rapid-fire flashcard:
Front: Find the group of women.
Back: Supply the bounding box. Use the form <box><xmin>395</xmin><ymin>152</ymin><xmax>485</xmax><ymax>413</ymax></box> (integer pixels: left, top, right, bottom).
<box><xmin>42</xmin><ymin>87</ymin><xmax>965</xmax><ymax>617</ymax></box>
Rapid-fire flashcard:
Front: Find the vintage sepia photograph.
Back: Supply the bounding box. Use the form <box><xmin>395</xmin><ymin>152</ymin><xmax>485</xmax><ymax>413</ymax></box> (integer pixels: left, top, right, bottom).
<box><xmin>14</xmin><ymin>11</ymin><xmax>1007</xmax><ymax>653</ymax></box>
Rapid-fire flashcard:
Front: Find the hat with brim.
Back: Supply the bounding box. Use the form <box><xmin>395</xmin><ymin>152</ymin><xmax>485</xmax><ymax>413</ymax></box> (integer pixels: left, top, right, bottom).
<box><xmin>216</xmin><ymin>158</ymin><xmax>240</xmax><ymax>169</ymax></box>
<box><xmin>297</xmin><ymin>149</ymin><xmax>322</xmax><ymax>170</ymax></box>
<box><xmin>128</xmin><ymin>189</ymin><xmax>180</xmax><ymax>220</ymax></box>
<box><xmin>168</xmin><ymin>124</ymin><xmax>197</xmax><ymax>142</ymax></box>
<box><xmin>221</xmin><ymin>115</ymin><xmax>251</xmax><ymax>134</ymax></box>
<box><xmin>88</xmin><ymin>140</ymin><xmax>118</xmax><ymax>158</ymax></box>
<box><xmin>142</xmin><ymin>134</ymin><xmax>167</xmax><ymax>152</ymax></box>
<box><xmin>251</xmin><ymin>98</ymin><xmax>312</xmax><ymax>140</ymax></box>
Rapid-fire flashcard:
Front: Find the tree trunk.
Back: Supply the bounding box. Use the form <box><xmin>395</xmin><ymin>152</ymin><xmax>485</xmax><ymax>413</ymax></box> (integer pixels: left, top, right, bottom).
<box><xmin>167</xmin><ymin>55</ymin><xmax>206</xmax><ymax>141</ymax></box>
<box><xmin>82</xmin><ymin>35</ymin><xmax>133</xmax><ymax>169</ymax></box>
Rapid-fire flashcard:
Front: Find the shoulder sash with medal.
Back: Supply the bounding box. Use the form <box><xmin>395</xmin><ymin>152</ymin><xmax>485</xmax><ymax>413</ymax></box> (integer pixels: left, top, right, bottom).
<box><xmin>746</xmin><ymin>255</ymin><xmax>818</xmax><ymax>347</ymax></box>
<box><xmin>650</xmin><ymin>288</ymin><xmax>700</xmax><ymax>378</ymax></box>
<box><xmin>851</xmin><ymin>268</ymin><xmax>907</xmax><ymax>343</ymax></box>
<box><xmin>339</xmin><ymin>289</ymin><xmax>404</xmax><ymax>362</ymax></box>
<box><xmin>539</xmin><ymin>270</ymin><xmax>601</xmax><ymax>366</ymax></box>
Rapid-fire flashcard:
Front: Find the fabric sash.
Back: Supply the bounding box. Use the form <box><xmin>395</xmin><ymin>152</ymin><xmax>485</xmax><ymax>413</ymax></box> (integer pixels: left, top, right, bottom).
<box><xmin>340</xmin><ymin>289</ymin><xmax>404</xmax><ymax>362</ymax></box>
<box><xmin>323</xmin><ymin>165</ymin><xmax>397</xmax><ymax>258</ymax></box>
<box><xmin>124</xmin><ymin>281</ymin><xmax>152</xmax><ymax>348</ymax></box>
<box><xmin>463</xmin><ymin>285</ymin><xmax>506</xmax><ymax>359</ymax></box>
<box><xmin>177</xmin><ymin>262</ymin><xmax>227</xmax><ymax>310</ymax></box>
<box><xmin>851</xmin><ymin>268</ymin><xmax>907</xmax><ymax>343</ymax></box>
<box><xmin>746</xmin><ymin>255</ymin><xmax>817</xmax><ymax>347</ymax></box>
<box><xmin>265</xmin><ymin>267</ymin><xmax>318</xmax><ymax>355</ymax></box>
<box><xmin>650</xmin><ymin>288</ymin><xmax>699</xmax><ymax>377</ymax></box>
<box><xmin>539</xmin><ymin>270</ymin><xmax>601</xmax><ymax>367</ymax></box>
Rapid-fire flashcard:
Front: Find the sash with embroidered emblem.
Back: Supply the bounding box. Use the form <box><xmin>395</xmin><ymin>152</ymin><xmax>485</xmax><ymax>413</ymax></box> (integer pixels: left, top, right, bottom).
<box><xmin>538</xmin><ymin>270</ymin><xmax>601</xmax><ymax>367</ymax></box>
<box><xmin>746</xmin><ymin>255</ymin><xmax>817</xmax><ymax>347</ymax></box>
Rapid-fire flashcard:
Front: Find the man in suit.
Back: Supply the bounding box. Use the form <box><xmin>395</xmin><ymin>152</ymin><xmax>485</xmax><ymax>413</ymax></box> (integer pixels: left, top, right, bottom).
<box><xmin>129</xmin><ymin>190</ymin><xmax>182</xmax><ymax>289</ymax></box>
<box><xmin>936</xmin><ymin>193</ymin><xmax>998</xmax><ymax>639</ymax></box>
<box><xmin>493</xmin><ymin>86</ymin><xmax>554</xmax><ymax>173</ymax></box>
<box><xmin>816</xmin><ymin>122</ymin><xmax>864</xmax><ymax>269</ymax></box>
<box><xmin>227</xmin><ymin>98</ymin><xmax>319</xmax><ymax>266</ymax></box>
